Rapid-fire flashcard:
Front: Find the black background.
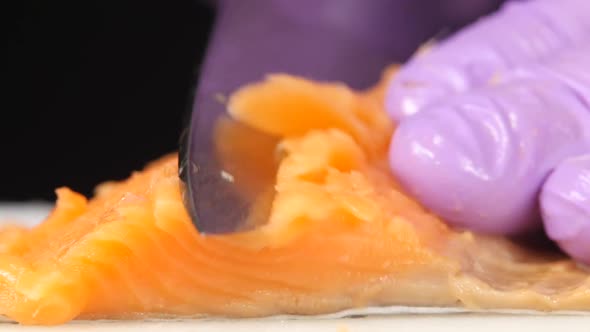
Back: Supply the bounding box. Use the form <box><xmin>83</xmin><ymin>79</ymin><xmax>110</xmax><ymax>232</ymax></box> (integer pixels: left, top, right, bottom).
<box><xmin>6</xmin><ymin>1</ymin><xmax>215</xmax><ymax>200</ymax></box>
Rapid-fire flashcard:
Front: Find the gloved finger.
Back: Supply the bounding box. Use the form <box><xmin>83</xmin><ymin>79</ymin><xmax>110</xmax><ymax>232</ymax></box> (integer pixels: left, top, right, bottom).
<box><xmin>385</xmin><ymin>0</ymin><xmax>590</xmax><ymax>121</ymax></box>
<box><xmin>541</xmin><ymin>155</ymin><xmax>590</xmax><ymax>265</ymax></box>
<box><xmin>389</xmin><ymin>44</ymin><xmax>590</xmax><ymax>235</ymax></box>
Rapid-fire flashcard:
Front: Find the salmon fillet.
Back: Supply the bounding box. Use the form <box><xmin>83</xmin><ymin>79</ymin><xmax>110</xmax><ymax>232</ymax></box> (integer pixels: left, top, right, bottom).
<box><xmin>2</xmin><ymin>68</ymin><xmax>590</xmax><ymax>325</ymax></box>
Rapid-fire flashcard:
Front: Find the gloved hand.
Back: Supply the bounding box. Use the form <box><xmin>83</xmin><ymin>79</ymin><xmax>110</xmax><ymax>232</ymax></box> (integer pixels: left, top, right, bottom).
<box><xmin>386</xmin><ymin>0</ymin><xmax>590</xmax><ymax>263</ymax></box>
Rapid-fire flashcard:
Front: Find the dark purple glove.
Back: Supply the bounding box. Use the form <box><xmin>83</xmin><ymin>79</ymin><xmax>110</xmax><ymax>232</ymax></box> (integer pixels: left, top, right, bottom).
<box><xmin>386</xmin><ymin>0</ymin><xmax>590</xmax><ymax>263</ymax></box>
<box><xmin>184</xmin><ymin>0</ymin><xmax>503</xmax><ymax>233</ymax></box>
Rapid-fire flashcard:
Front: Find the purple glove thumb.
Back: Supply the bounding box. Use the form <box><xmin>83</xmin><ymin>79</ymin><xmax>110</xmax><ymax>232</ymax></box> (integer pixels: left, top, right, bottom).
<box><xmin>389</xmin><ymin>58</ymin><xmax>590</xmax><ymax>235</ymax></box>
<box><xmin>541</xmin><ymin>156</ymin><xmax>590</xmax><ymax>264</ymax></box>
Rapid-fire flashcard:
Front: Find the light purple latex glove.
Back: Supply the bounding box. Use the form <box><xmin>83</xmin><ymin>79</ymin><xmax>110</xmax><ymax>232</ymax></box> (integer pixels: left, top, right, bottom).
<box><xmin>541</xmin><ymin>156</ymin><xmax>590</xmax><ymax>263</ymax></box>
<box><xmin>386</xmin><ymin>0</ymin><xmax>590</xmax><ymax>263</ymax></box>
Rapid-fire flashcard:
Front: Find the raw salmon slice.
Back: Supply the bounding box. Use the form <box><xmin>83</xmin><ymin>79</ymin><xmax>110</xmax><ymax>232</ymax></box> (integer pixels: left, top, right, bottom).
<box><xmin>1</xmin><ymin>69</ymin><xmax>590</xmax><ymax>325</ymax></box>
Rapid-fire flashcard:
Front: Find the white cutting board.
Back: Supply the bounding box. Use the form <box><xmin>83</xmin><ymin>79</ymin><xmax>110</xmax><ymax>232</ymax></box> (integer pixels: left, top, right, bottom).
<box><xmin>0</xmin><ymin>315</ymin><xmax>588</xmax><ymax>332</ymax></box>
<box><xmin>0</xmin><ymin>203</ymin><xmax>589</xmax><ymax>331</ymax></box>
